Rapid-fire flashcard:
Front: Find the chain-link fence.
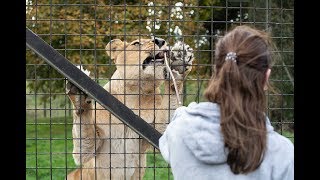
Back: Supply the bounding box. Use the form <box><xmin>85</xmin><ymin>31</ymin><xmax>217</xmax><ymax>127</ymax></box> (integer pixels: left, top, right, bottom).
<box><xmin>26</xmin><ymin>0</ymin><xmax>294</xmax><ymax>179</ymax></box>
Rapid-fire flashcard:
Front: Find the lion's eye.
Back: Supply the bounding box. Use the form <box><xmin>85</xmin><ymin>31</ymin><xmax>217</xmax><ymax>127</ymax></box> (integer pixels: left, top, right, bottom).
<box><xmin>132</xmin><ymin>42</ymin><xmax>142</xmax><ymax>46</ymax></box>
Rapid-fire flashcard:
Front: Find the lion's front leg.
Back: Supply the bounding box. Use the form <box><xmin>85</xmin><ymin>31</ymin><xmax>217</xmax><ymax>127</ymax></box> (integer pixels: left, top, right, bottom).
<box><xmin>66</xmin><ymin>81</ymin><xmax>103</xmax><ymax>165</ymax></box>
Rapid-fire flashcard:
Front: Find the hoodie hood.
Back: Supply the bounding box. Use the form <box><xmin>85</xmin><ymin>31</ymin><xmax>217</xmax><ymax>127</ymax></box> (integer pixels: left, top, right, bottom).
<box><xmin>180</xmin><ymin>102</ymin><xmax>274</xmax><ymax>165</ymax></box>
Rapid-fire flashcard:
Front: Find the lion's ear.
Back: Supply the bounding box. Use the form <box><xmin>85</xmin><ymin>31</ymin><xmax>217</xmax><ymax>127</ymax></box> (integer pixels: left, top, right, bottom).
<box><xmin>105</xmin><ymin>39</ymin><xmax>127</xmax><ymax>60</ymax></box>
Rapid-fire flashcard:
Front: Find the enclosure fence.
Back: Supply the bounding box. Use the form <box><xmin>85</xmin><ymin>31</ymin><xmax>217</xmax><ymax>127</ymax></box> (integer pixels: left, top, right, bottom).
<box><xmin>26</xmin><ymin>0</ymin><xmax>294</xmax><ymax>179</ymax></box>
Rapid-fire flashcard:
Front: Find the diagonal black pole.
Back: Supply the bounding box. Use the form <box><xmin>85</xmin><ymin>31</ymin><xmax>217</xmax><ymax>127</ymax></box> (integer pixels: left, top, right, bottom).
<box><xmin>26</xmin><ymin>27</ymin><xmax>162</xmax><ymax>149</ymax></box>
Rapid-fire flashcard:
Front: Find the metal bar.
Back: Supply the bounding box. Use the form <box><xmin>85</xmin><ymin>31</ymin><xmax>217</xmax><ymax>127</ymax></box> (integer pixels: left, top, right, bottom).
<box><xmin>26</xmin><ymin>27</ymin><xmax>162</xmax><ymax>149</ymax></box>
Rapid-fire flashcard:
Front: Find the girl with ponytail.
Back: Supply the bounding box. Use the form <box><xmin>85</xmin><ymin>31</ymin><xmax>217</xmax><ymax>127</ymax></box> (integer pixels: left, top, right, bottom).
<box><xmin>159</xmin><ymin>25</ymin><xmax>294</xmax><ymax>180</ymax></box>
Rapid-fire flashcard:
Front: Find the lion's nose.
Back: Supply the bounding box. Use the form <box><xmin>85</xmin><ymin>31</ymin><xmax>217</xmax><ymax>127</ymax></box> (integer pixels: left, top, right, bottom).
<box><xmin>153</xmin><ymin>37</ymin><xmax>166</xmax><ymax>48</ymax></box>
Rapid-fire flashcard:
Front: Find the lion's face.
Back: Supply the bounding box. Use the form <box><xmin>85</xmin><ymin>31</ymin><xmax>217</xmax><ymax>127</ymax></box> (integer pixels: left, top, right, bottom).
<box><xmin>105</xmin><ymin>38</ymin><xmax>167</xmax><ymax>81</ymax></box>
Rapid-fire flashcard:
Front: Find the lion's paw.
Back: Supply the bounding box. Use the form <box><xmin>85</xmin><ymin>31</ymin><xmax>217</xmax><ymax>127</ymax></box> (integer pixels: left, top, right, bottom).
<box><xmin>66</xmin><ymin>66</ymin><xmax>92</xmax><ymax>115</ymax></box>
<box><xmin>167</xmin><ymin>41</ymin><xmax>194</xmax><ymax>78</ymax></box>
<box><xmin>66</xmin><ymin>80</ymin><xmax>82</xmax><ymax>95</ymax></box>
<box><xmin>66</xmin><ymin>81</ymin><xmax>92</xmax><ymax>115</ymax></box>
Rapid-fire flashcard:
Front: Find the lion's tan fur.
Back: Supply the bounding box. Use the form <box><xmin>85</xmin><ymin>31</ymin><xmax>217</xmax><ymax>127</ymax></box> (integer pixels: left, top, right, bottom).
<box><xmin>66</xmin><ymin>38</ymin><xmax>191</xmax><ymax>180</ymax></box>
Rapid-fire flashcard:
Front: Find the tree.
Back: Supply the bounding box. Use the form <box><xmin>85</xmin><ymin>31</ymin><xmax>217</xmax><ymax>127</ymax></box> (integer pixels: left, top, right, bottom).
<box><xmin>26</xmin><ymin>0</ymin><xmax>294</xmax><ymax>131</ymax></box>
<box><xmin>26</xmin><ymin>0</ymin><xmax>215</xmax><ymax>102</ymax></box>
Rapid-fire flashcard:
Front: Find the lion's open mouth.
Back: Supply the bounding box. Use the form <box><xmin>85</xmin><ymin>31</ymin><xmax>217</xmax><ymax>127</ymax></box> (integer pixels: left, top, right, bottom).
<box><xmin>142</xmin><ymin>51</ymin><xmax>166</xmax><ymax>70</ymax></box>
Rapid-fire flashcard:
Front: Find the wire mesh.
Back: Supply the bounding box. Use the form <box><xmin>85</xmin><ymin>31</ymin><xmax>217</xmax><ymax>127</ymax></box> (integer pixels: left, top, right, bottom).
<box><xmin>26</xmin><ymin>0</ymin><xmax>294</xmax><ymax>179</ymax></box>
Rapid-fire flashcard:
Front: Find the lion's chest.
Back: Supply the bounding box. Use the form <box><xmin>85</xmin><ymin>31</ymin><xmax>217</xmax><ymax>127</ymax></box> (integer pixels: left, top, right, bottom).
<box><xmin>127</xmin><ymin>95</ymin><xmax>164</xmax><ymax>124</ymax></box>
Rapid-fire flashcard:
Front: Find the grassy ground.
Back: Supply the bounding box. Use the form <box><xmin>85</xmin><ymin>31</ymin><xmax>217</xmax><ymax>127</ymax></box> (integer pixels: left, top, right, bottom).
<box><xmin>26</xmin><ymin>116</ymin><xmax>173</xmax><ymax>180</ymax></box>
<box><xmin>26</xmin><ymin>82</ymin><xmax>293</xmax><ymax>179</ymax></box>
<box><xmin>281</xmin><ymin>130</ymin><xmax>294</xmax><ymax>143</ymax></box>
<box><xmin>26</xmin><ymin>116</ymin><xmax>293</xmax><ymax>180</ymax></box>
<box><xmin>26</xmin><ymin>116</ymin><xmax>75</xmax><ymax>180</ymax></box>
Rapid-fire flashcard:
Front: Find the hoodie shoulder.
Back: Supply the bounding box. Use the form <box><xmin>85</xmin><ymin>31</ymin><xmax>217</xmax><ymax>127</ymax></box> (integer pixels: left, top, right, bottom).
<box><xmin>255</xmin><ymin>127</ymin><xmax>293</xmax><ymax>180</ymax></box>
<box><xmin>160</xmin><ymin>102</ymin><xmax>223</xmax><ymax>164</ymax></box>
<box><xmin>169</xmin><ymin>105</ymin><xmax>187</xmax><ymax>122</ymax></box>
<box><xmin>177</xmin><ymin>102</ymin><xmax>228</xmax><ymax>164</ymax></box>
<box><xmin>169</xmin><ymin>102</ymin><xmax>220</xmax><ymax>125</ymax></box>
<box><xmin>266</xmin><ymin>131</ymin><xmax>294</xmax><ymax>162</ymax></box>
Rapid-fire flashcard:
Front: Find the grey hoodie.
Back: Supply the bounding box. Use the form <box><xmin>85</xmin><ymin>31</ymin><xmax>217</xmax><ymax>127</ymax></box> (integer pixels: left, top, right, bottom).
<box><xmin>159</xmin><ymin>102</ymin><xmax>294</xmax><ymax>180</ymax></box>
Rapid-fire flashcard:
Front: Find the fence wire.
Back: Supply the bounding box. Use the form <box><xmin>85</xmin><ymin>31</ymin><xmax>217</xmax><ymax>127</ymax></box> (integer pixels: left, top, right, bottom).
<box><xmin>26</xmin><ymin>0</ymin><xmax>294</xmax><ymax>179</ymax></box>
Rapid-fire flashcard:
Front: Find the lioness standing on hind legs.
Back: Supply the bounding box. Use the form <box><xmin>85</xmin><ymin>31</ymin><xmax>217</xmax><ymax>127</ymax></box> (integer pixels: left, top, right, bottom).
<box><xmin>66</xmin><ymin>37</ymin><xmax>194</xmax><ymax>180</ymax></box>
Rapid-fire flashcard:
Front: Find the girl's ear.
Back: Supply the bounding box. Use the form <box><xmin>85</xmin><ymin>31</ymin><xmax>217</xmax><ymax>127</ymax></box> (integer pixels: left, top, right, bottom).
<box><xmin>264</xmin><ymin>68</ymin><xmax>271</xmax><ymax>91</ymax></box>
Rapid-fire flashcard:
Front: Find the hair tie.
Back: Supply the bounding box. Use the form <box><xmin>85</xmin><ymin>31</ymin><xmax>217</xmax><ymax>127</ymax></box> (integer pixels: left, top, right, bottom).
<box><xmin>225</xmin><ymin>52</ymin><xmax>237</xmax><ymax>62</ymax></box>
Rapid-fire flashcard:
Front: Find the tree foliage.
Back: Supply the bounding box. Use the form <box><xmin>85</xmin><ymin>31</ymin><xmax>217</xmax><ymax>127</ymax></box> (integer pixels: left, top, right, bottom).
<box><xmin>26</xmin><ymin>0</ymin><xmax>294</xmax><ymax>130</ymax></box>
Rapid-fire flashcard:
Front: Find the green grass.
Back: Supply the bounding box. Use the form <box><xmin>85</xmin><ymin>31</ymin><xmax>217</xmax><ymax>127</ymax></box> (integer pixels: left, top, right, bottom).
<box><xmin>26</xmin><ymin>116</ymin><xmax>173</xmax><ymax>180</ymax></box>
<box><xmin>281</xmin><ymin>130</ymin><xmax>294</xmax><ymax>144</ymax></box>
<box><xmin>26</xmin><ymin>117</ymin><xmax>76</xmax><ymax>180</ymax></box>
<box><xmin>26</xmin><ymin>79</ymin><xmax>293</xmax><ymax>179</ymax></box>
<box><xmin>26</xmin><ymin>116</ymin><xmax>293</xmax><ymax>179</ymax></box>
<box><xmin>144</xmin><ymin>153</ymin><xmax>174</xmax><ymax>180</ymax></box>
